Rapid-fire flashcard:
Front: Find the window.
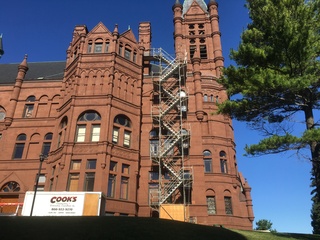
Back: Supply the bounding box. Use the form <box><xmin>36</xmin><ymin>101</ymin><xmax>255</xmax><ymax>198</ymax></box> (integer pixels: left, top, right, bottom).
<box><xmin>107</xmin><ymin>174</ymin><xmax>116</xmax><ymax>198</ymax></box>
<box><xmin>200</xmin><ymin>45</ymin><xmax>207</xmax><ymax>59</ymax></box>
<box><xmin>91</xmin><ymin>125</ymin><xmax>100</xmax><ymax>142</ymax></box>
<box><xmin>203</xmin><ymin>94</ymin><xmax>208</xmax><ymax>102</ymax></box>
<box><xmin>224</xmin><ymin>197</ymin><xmax>233</xmax><ymax>215</ymax></box>
<box><xmin>76</xmin><ymin>111</ymin><xmax>101</xmax><ymax>142</ymax></box>
<box><xmin>149</xmin><ymin>183</ymin><xmax>159</xmax><ymax>205</ymax></box>
<box><xmin>150</xmin><ymin>139</ymin><xmax>159</xmax><ymax>156</ymax></box>
<box><xmin>133</xmin><ymin>52</ymin><xmax>137</xmax><ymax>63</ymax></box>
<box><xmin>13</xmin><ymin>134</ymin><xmax>26</xmax><ymax>159</ymax></box>
<box><xmin>23</xmin><ymin>96</ymin><xmax>35</xmax><ymax>118</ymax></box>
<box><xmin>112</xmin><ymin>127</ymin><xmax>119</xmax><ymax>144</ymax></box>
<box><xmin>124</xmin><ymin>48</ymin><xmax>131</xmax><ymax>60</ymax></box>
<box><xmin>58</xmin><ymin>117</ymin><xmax>68</xmax><ymax>148</ymax></box>
<box><xmin>94</xmin><ymin>39</ymin><xmax>103</xmax><ymax>53</ymax></box>
<box><xmin>123</xmin><ymin>130</ymin><xmax>131</xmax><ymax>147</ymax></box>
<box><xmin>203</xmin><ymin>150</ymin><xmax>212</xmax><ymax>173</ymax></box>
<box><xmin>122</xmin><ymin>164</ymin><xmax>130</xmax><ymax>174</ymax></box>
<box><xmin>118</xmin><ymin>44</ymin><xmax>123</xmax><ymax>55</ymax></box>
<box><xmin>220</xmin><ymin>151</ymin><xmax>228</xmax><ymax>173</ymax></box>
<box><xmin>76</xmin><ymin>125</ymin><xmax>86</xmax><ymax>142</ymax></box>
<box><xmin>0</xmin><ymin>106</ymin><xmax>6</xmax><ymax>120</ymax></box>
<box><xmin>190</xmin><ymin>45</ymin><xmax>196</xmax><ymax>59</ymax></box>
<box><xmin>67</xmin><ymin>173</ymin><xmax>79</xmax><ymax>191</ymax></box>
<box><xmin>86</xmin><ymin>159</ymin><xmax>96</xmax><ymax>169</ymax></box>
<box><xmin>120</xmin><ymin>176</ymin><xmax>129</xmax><ymax>199</ymax></box>
<box><xmin>0</xmin><ymin>181</ymin><xmax>20</xmax><ymax>192</ymax></box>
<box><xmin>105</xmin><ymin>41</ymin><xmax>110</xmax><ymax>53</ymax></box>
<box><xmin>23</xmin><ymin>104</ymin><xmax>34</xmax><ymax>118</ymax></box>
<box><xmin>42</xmin><ymin>133</ymin><xmax>52</xmax><ymax>156</ymax></box>
<box><xmin>113</xmin><ymin>115</ymin><xmax>132</xmax><ymax>148</ymax></box>
<box><xmin>36</xmin><ymin>174</ymin><xmax>46</xmax><ymax>191</ymax></box>
<box><xmin>207</xmin><ymin>196</ymin><xmax>216</xmax><ymax>214</ymax></box>
<box><xmin>84</xmin><ymin>173</ymin><xmax>95</xmax><ymax>191</ymax></box>
<box><xmin>109</xmin><ymin>161</ymin><xmax>117</xmax><ymax>172</ymax></box>
<box><xmin>87</xmin><ymin>41</ymin><xmax>92</xmax><ymax>53</ymax></box>
<box><xmin>149</xmin><ymin>171</ymin><xmax>159</xmax><ymax>180</ymax></box>
<box><xmin>71</xmin><ymin>160</ymin><xmax>81</xmax><ymax>170</ymax></box>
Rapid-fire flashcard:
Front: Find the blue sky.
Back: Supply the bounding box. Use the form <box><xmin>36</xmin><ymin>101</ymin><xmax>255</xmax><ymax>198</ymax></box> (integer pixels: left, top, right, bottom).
<box><xmin>0</xmin><ymin>0</ymin><xmax>313</xmax><ymax>233</ymax></box>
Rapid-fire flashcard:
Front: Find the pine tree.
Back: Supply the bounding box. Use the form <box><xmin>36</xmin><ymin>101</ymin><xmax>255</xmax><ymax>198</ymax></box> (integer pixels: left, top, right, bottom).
<box><xmin>217</xmin><ymin>0</ymin><xmax>320</xmax><ymax>233</ymax></box>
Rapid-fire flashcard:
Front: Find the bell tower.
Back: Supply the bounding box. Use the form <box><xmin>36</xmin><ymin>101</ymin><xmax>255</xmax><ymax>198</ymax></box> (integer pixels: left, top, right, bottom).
<box><xmin>169</xmin><ymin>0</ymin><xmax>254</xmax><ymax>228</ymax></box>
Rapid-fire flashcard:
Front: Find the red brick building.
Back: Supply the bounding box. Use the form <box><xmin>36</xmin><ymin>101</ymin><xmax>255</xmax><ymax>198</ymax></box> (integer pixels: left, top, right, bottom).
<box><xmin>0</xmin><ymin>0</ymin><xmax>254</xmax><ymax>229</ymax></box>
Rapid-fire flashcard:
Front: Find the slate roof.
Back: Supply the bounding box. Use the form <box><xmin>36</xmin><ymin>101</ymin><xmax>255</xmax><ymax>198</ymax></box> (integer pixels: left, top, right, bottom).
<box><xmin>183</xmin><ymin>0</ymin><xmax>208</xmax><ymax>16</ymax></box>
<box><xmin>0</xmin><ymin>61</ymin><xmax>66</xmax><ymax>84</ymax></box>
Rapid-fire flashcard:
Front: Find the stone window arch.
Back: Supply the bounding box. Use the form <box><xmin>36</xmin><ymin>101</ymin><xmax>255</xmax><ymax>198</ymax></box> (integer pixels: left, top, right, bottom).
<box><xmin>220</xmin><ymin>151</ymin><xmax>228</xmax><ymax>174</ymax></box>
<box><xmin>23</xmin><ymin>95</ymin><xmax>36</xmax><ymax>118</ymax></box>
<box><xmin>203</xmin><ymin>150</ymin><xmax>212</xmax><ymax>173</ymax></box>
<box><xmin>94</xmin><ymin>38</ymin><xmax>103</xmax><ymax>53</ymax></box>
<box><xmin>124</xmin><ymin>44</ymin><xmax>132</xmax><ymax>60</ymax></box>
<box><xmin>13</xmin><ymin>134</ymin><xmax>26</xmax><ymax>159</ymax></box>
<box><xmin>206</xmin><ymin>189</ymin><xmax>216</xmax><ymax>215</ymax></box>
<box><xmin>76</xmin><ymin>111</ymin><xmax>101</xmax><ymax>142</ymax></box>
<box><xmin>0</xmin><ymin>181</ymin><xmax>20</xmax><ymax>192</ymax></box>
<box><xmin>42</xmin><ymin>133</ymin><xmax>53</xmax><ymax>156</ymax></box>
<box><xmin>112</xmin><ymin>114</ymin><xmax>132</xmax><ymax>147</ymax></box>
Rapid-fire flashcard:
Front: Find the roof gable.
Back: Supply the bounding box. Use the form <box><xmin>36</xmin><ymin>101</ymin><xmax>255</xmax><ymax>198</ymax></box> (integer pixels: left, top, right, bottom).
<box><xmin>120</xmin><ymin>29</ymin><xmax>138</xmax><ymax>44</ymax></box>
<box><xmin>183</xmin><ymin>0</ymin><xmax>207</xmax><ymax>16</ymax></box>
<box><xmin>88</xmin><ymin>22</ymin><xmax>112</xmax><ymax>37</ymax></box>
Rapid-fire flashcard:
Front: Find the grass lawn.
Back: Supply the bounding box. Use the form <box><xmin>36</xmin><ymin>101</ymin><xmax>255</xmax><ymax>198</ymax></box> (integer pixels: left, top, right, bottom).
<box><xmin>0</xmin><ymin>216</ymin><xmax>318</xmax><ymax>240</ymax></box>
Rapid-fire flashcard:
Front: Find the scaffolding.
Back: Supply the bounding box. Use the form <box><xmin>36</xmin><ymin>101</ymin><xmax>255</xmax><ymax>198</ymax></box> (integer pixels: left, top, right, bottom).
<box><xmin>146</xmin><ymin>48</ymin><xmax>192</xmax><ymax>220</ymax></box>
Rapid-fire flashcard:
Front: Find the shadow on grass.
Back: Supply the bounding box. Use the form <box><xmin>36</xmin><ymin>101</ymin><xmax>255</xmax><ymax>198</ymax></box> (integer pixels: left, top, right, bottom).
<box><xmin>273</xmin><ymin>232</ymin><xmax>319</xmax><ymax>240</ymax></box>
<box><xmin>0</xmin><ymin>216</ymin><xmax>248</xmax><ymax>240</ymax></box>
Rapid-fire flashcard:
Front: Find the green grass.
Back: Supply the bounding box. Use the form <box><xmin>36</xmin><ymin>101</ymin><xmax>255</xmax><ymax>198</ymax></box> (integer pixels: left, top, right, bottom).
<box><xmin>0</xmin><ymin>216</ymin><xmax>318</xmax><ymax>240</ymax></box>
<box><xmin>234</xmin><ymin>230</ymin><xmax>319</xmax><ymax>240</ymax></box>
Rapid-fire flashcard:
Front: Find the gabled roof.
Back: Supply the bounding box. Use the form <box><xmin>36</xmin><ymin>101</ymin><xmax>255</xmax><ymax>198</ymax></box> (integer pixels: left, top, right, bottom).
<box><xmin>120</xmin><ymin>29</ymin><xmax>138</xmax><ymax>43</ymax></box>
<box><xmin>0</xmin><ymin>61</ymin><xmax>65</xmax><ymax>84</ymax></box>
<box><xmin>183</xmin><ymin>0</ymin><xmax>207</xmax><ymax>16</ymax></box>
<box><xmin>88</xmin><ymin>22</ymin><xmax>112</xmax><ymax>36</ymax></box>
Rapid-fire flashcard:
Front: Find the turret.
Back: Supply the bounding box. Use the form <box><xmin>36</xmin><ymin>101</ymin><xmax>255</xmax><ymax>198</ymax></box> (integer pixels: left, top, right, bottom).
<box><xmin>5</xmin><ymin>55</ymin><xmax>28</xmax><ymax>126</ymax></box>
<box><xmin>0</xmin><ymin>34</ymin><xmax>4</xmax><ymax>58</ymax></box>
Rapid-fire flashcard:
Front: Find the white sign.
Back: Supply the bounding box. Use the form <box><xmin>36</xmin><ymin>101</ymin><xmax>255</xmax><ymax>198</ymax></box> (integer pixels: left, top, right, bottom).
<box><xmin>22</xmin><ymin>191</ymin><xmax>101</xmax><ymax>216</ymax></box>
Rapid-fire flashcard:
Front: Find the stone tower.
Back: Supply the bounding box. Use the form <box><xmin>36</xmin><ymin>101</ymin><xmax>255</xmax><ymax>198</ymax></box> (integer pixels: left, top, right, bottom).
<box><xmin>138</xmin><ymin>0</ymin><xmax>254</xmax><ymax>229</ymax></box>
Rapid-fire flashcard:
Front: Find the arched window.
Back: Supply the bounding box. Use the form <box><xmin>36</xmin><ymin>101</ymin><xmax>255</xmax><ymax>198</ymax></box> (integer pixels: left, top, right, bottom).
<box><xmin>224</xmin><ymin>191</ymin><xmax>233</xmax><ymax>215</ymax></box>
<box><xmin>118</xmin><ymin>43</ymin><xmax>123</xmax><ymax>55</ymax></box>
<box><xmin>1</xmin><ymin>181</ymin><xmax>20</xmax><ymax>192</ymax></box>
<box><xmin>13</xmin><ymin>134</ymin><xmax>26</xmax><ymax>159</ymax></box>
<box><xmin>87</xmin><ymin>40</ymin><xmax>93</xmax><ymax>53</ymax></box>
<box><xmin>112</xmin><ymin>115</ymin><xmax>131</xmax><ymax>147</ymax></box>
<box><xmin>42</xmin><ymin>133</ymin><xmax>53</xmax><ymax>156</ymax></box>
<box><xmin>76</xmin><ymin>111</ymin><xmax>101</xmax><ymax>142</ymax></box>
<box><xmin>203</xmin><ymin>150</ymin><xmax>212</xmax><ymax>173</ymax></box>
<box><xmin>58</xmin><ymin>117</ymin><xmax>68</xmax><ymax>147</ymax></box>
<box><xmin>206</xmin><ymin>190</ymin><xmax>216</xmax><ymax>215</ymax></box>
<box><xmin>220</xmin><ymin>151</ymin><xmax>228</xmax><ymax>174</ymax></box>
<box><xmin>0</xmin><ymin>106</ymin><xmax>6</xmax><ymax>121</ymax></box>
<box><xmin>23</xmin><ymin>96</ymin><xmax>35</xmax><ymax>118</ymax></box>
<box><xmin>203</xmin><ymin>94</ymin><xmax>208</xmax><ymax>102</ymax></box>
<box><xmin>105</xmin><ymin>40</ymin><xmax>110</xmax><ymax>53</ymax></box>
<box><xmin>94</xmin><ymin>38</ymin><xmax>103</xmax><ymax>53</ymax></box>
<box><xmin>124</xmin><ymin>44</ymin><xmax>132</xmax><ymax>60</ymax></box>
<box><xmin>133</xmin><ymin>51</ymin><xmax>137</xmax><ymax>63</ymax></box>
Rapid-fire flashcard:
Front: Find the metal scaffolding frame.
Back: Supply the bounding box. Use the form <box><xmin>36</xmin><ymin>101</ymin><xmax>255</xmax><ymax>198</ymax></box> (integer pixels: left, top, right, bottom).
<box><xmin>147</xmin><ymin>48</ymin><xmax>192</xmax><ymax>218</ymax></box>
